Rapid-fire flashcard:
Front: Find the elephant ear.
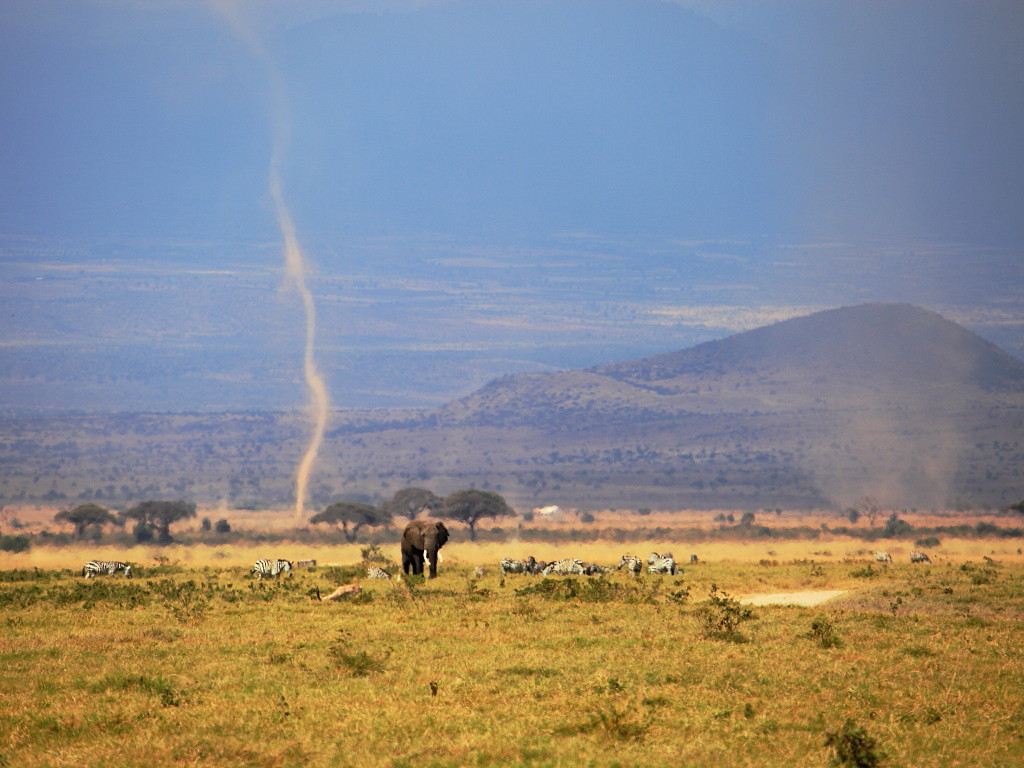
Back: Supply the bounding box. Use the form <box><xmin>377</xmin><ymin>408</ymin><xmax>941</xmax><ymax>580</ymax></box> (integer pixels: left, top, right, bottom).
<box><xmin>435</xmin><ymin>521</ymin><xmax>450</xmax><ymax>548</ymax></box>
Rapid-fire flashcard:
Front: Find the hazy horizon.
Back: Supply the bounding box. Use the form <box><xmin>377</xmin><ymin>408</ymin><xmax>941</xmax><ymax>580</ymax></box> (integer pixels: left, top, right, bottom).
<box><xmin>2</xmin><ymin>0</ymin><xmax>1022</xmax><ymax>413</ymax></box>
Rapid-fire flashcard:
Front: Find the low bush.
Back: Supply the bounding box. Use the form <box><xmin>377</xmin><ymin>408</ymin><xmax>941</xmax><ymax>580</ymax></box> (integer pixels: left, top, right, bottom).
<box><xmin>824</xmin><ymin>719</ymin><xmax>882</xmax><ymax>767</ymax></box>
<box><xmin>697</xmin><ymin>584</ymin><xmax>755</xmax><ymax>642</ymax></box>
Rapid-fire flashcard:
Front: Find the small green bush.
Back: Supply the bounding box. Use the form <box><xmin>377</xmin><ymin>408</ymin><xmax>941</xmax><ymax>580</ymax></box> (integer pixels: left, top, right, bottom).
<box><xmin>824</xmin><ymin>720</ymin><xmax>882</xmax><ymax>767</ymax></box>
<box><xmin>698</xmin><ymin>584</ymin><xmax>755</xmax><ymax>642</ymax></box>
<box><xmin>807</xmin><ymin>615</ymin><xmax>843</xmax><ymax>648</ymax></box>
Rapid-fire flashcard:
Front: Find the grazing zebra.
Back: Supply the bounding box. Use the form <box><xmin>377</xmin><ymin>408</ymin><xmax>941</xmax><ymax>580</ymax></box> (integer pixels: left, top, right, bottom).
<box><xmin>874</xmin><ymin>551</ymin><xmax>893</xmax><ymax>563</ymax></box>
<box><xmin>365</xmin><ymin>565</ymin><xmax>392</xmax><ymax>579</ymax></box>
<box><xmin>83</xmin><ymin>560</ymin><xmax>133</xmax><ymax>579</ymax></box>
<box><xmin>251</xmin><ymin>559</ymin><xmax>293</xmax><ymax>581</ymax></box>
<box><xmin>617</xmin><ymin>555</ymin><xmax>643</xmax><ymax>575</ymax></box>
<box><xmin>646</xmin><ymin>552</ymin><xmax>676</xmax><ymax>575</ymax></box>
<box><xmin>541</xmin><ymin>558</ymin><xmax>586</xmax><ymax>576</ymax></box>
<box><xmin>500</xmin><ymin>556</ymin><xmax>537</xmax><ymax>575</ymax></box>
<box><xmin>910</xmin><ymin>550</ymin><xmax>931</xmax><ymax>563</ymax></box>
<box><xmin>582</xmin><ymin>562</ymin><xmax>611</xmax><ymax>576</ymax></box>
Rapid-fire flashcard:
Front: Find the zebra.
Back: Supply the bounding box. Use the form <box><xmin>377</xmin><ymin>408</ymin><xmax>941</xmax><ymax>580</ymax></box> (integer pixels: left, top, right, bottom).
<box><xmin>365</xmin><ymin>565</ymin><xmax>392</xmax><ymax>579</ymax></box>
<box><xmin>83</xmin><ymin>560</ymin><xmax>132</xmax><ymax>579</ymax></box>
<box><xmin>582</xmin><ymin>562</ymin><xmax>611</xmax><ymax>576</ymax></box>
<box><xmin>910</xmin><ymin>550</ymin><xmax>931</xmax><ymax>563</ymax></box>
<box><xmin>646</xmin><ymin>552</ymin><xmax>676</xmax><ymax>575</ymax></box>
<box><xmin>541</xmin><ymin>558</ymin><xmax>586</xmax><ymax>576</ymax></box>
<box><xmin>501</xmin><ymin>556</ymin><xmax>537</xmax><ymax>575</ymax></box>
<box><xmin>874</xmin><ymin>551</ymin><xmax>893</xmax><ymax>563</ymax></box>
<box><xmin>251</xmin><ymin>559</ymin><xmax>293</xmax><ymax>581</ymax></box>
<box><xmin>617</xmin><ymin>555</ymin><xmax>643</xmax><ymax>575</ymax></box>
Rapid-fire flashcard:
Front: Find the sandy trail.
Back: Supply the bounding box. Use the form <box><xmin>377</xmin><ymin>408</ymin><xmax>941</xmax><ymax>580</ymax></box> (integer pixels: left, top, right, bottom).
<box><xmin>739</xmin><ymin>590</ymin><xmax>847</xmax><ymax>607</ymax></box>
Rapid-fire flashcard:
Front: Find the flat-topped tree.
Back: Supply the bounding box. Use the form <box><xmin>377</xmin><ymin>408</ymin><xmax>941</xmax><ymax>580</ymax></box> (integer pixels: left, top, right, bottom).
<box><xmin>54</xmin><ymin>503</ymin><xmax>118</xmax><ymax>540</ymax></box>
<box><xmin>443</xmin><ymin>489</ymin><xmax>516</xmax><ymax>541</ymax></box>
<box><xmin>381</xmin><ymin>487</ymin><xmax>444</xmax><ymax>520</ymax></box>
<box><xmin>310</xmin><ymin>502</ymin><xmax>392</xmax><ymax>543</ymax></box>
<box><xmin>124</xmin><ymin>500</ymin><xmax>196</xmax><ymax>544</ymax></box>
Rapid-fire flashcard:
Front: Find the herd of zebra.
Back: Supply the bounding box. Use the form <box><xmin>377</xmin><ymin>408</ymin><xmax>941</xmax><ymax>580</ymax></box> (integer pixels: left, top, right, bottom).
<box><xmin>79</xmin><ymin>549</ymin><xmax>935</xmax><ymax>581</ymax></box>
<box><xmin>874</xmin><ymin>550</ymin><xmax>933</xmax><ymax>564</ymax></box>
<box><xmin>80</xmin><ymin>558</ymin><xmax>296</xmax><ymax>581</ymax></box>
<box><xmin>499</xmin><ymin>551</ymin><xmax>688</xmax><ymax>577</ymax></box>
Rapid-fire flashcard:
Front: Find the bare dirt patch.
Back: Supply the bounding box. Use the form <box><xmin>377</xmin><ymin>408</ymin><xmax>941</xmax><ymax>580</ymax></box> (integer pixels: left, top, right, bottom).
<box><xmin>739</xmin><ymin>590</ymin><xmax>847</xmax><ymax>607</ymax></box>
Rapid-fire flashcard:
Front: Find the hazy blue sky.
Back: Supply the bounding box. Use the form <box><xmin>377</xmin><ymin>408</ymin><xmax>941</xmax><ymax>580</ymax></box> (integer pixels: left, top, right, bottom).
<box><xmin>3</xmin><ymin>0</ymin><xmax>1022</xmax><ymax>243</ymax></box>
<box><xmin>1</xmin><ymin>0</ymin><xmax>1022</xmax><ymax>411</ymax></box>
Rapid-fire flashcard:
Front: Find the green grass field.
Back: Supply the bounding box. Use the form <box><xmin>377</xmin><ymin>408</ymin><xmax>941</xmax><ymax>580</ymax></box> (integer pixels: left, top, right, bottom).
<box><xmin>2</xmin><ymin>555</ymin><xmax>1023</xmax><ymax>767</ymax></box>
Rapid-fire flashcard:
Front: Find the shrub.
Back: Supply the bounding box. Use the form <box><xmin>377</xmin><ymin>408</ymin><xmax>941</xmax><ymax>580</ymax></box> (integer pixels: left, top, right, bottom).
<box><xmin>850</xmin><ymin>564</ymin><xmax>876</xmax><ymax>579</ymax></box>
<box><xmin>806</xmin><ymin>615</ymin><xmax>843</xmax><ymax>648</ymax></box>
<box><xmin>698</xmin><ymin>584</ymin><xmax>755</xmax><ymax>642</ymax></box>
<box><xmin>824</xmin><ymin>720</ymin><xmax>882</xmax><ymax>767</ymax></box>
<box><xmin>915</xmin><ymin>536</ymin><xmax>940</xmax><ymax>548</ymax></box>
<box><xmin>0</xmin><ymin>534</ymin><xmax>30</xmax><ymax>553</ymax></box>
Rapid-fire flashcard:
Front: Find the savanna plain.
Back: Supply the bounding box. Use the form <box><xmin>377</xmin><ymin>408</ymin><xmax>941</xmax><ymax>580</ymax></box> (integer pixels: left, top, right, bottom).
<box><xmin>2</xmin><ymin>514</ymin><xmax>1024</xmax><ymax>768</ymax></box>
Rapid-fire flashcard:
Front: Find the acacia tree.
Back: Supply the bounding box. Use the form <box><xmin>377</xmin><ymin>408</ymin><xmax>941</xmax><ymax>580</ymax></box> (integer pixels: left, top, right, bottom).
<box><xmin>54</xmin><ymin>503</ymin><xmax>118</xmax><ymax>540</ymax></box>
<box><xmin>310</xmin><ymin>502</ymin><xmax>392</xmax><ymax>543</ymax></box>
<box><xmin>124</xmin><ymin>500</ymin><xmax>196</xmax><ymax>544</ymax></box>
<box><xmin>859</xmin><ymin>496</ymin><xmax>882</xmax><ymax>528</ymax></box>
<box><xmin>1003</xmin><ymin>499</ymin><xmax>1024</xmax><ymax>516</ymax></box>
<box><xmin>443</xmin><ymin>489</ymin><xmax>516</xmax><ymax>541</ymax></box>
<box><xmin>381</xmin><ymin>487</ymin><xmax>444</xmax><ymax>521</ymax></box>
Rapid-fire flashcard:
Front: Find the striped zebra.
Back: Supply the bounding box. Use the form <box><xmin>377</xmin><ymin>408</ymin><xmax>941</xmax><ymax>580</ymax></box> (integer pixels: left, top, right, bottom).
<box><xmin>910</xmin><ymin>550</ymin><xmax>931</xmax><ymax>563</ymax></box>
<box><xmin>83</xmin><ymin>560</ymin><xmax>133</xmax><ymax>579</ymax></box>
<box><xmin>617</xmin><ymin>555</ymin><xmax>643</xmax><ymax>575</ymax></box>
<box><xmin>874</xmin><ymin>551</ymin><xmax>893</xmax><ymax>563</ymax></box>
<box><xmin>541</xmin><ymin>558</ymin><xmax>586</xmax><ymax>576</ymax></box>
<box><xmin>251</xmin><ymin>559</ymin><xmax>292</xmax><ymax>581</ymax></box>
<box><xmin>582</xmin><ymin>562</ymin><xmax>611</xmax><ymax>576</ymax></box>
<box><xmin>500</xmin><ymin>556</ymin><xmax>537</xmax><ymax>575</ymax></box>
<box><xmin>646</xmin><ymin>552</ymin><xmax>676</xmax><ymax>575</ymax></box>
<box><xmin>365</xmin><ymin>565</ymin><xmax>392</xmax><ymax>579</ymax></box>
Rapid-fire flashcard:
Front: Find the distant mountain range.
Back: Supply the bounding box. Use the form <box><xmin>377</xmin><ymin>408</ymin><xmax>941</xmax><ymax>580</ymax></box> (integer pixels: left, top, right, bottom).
<box><xmin>3</xmin><ymin>303</ymin><xmax>1022</xmax><ymax>512</ymax></box>
<box><xmin>438</xmin><ymin>303</ymin><xmax>1024</xmax><ymax>429</ymax></box>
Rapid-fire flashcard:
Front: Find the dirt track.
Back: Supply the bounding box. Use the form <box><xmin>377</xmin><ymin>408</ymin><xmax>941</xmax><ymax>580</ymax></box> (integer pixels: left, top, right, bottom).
<box><xmin>738</xmin><ymin>590</ymin><xmax>847</xmax><ymax>607</ymax></box>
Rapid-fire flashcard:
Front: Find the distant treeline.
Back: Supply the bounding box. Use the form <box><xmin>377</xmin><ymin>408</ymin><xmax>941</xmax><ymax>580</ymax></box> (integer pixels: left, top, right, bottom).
<box><xmin>9</xmin><ymin>518</ymin><xmax>1024</xmax><ymax>553</ymax></box>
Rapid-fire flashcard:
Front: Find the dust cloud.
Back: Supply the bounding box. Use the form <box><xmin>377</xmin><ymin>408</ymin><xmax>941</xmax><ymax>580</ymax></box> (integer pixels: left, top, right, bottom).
<box><xmin>211</xmin><ymin>1</ymin><xmax>330</xmax><ymax>522</ymax></box>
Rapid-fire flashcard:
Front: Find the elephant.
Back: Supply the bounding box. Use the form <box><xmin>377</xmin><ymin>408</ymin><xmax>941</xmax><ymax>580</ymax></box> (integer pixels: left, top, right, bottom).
<box><xmin>401</xmin><ymin>519</ymin><xmax>450</xmax><ymax>579</ymax></box>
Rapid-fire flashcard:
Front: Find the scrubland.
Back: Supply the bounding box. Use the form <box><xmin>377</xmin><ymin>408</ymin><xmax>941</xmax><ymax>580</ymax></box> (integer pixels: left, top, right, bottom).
<box><xmin>2</xmin><ymin>539</ymin><xmax>1023</xmax><ymax>768</ymax></box>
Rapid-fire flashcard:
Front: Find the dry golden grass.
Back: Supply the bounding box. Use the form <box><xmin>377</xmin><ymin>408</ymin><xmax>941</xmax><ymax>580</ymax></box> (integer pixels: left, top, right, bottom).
<box><xmin>5</xmin><ymin>534</ymin><xmax>1023</xmax><ymax>574</ymax></box>
<box><xmin>2</xmin><ymin>554</ymin><xmax>1023</xmax><ymax>768</ymax></box>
